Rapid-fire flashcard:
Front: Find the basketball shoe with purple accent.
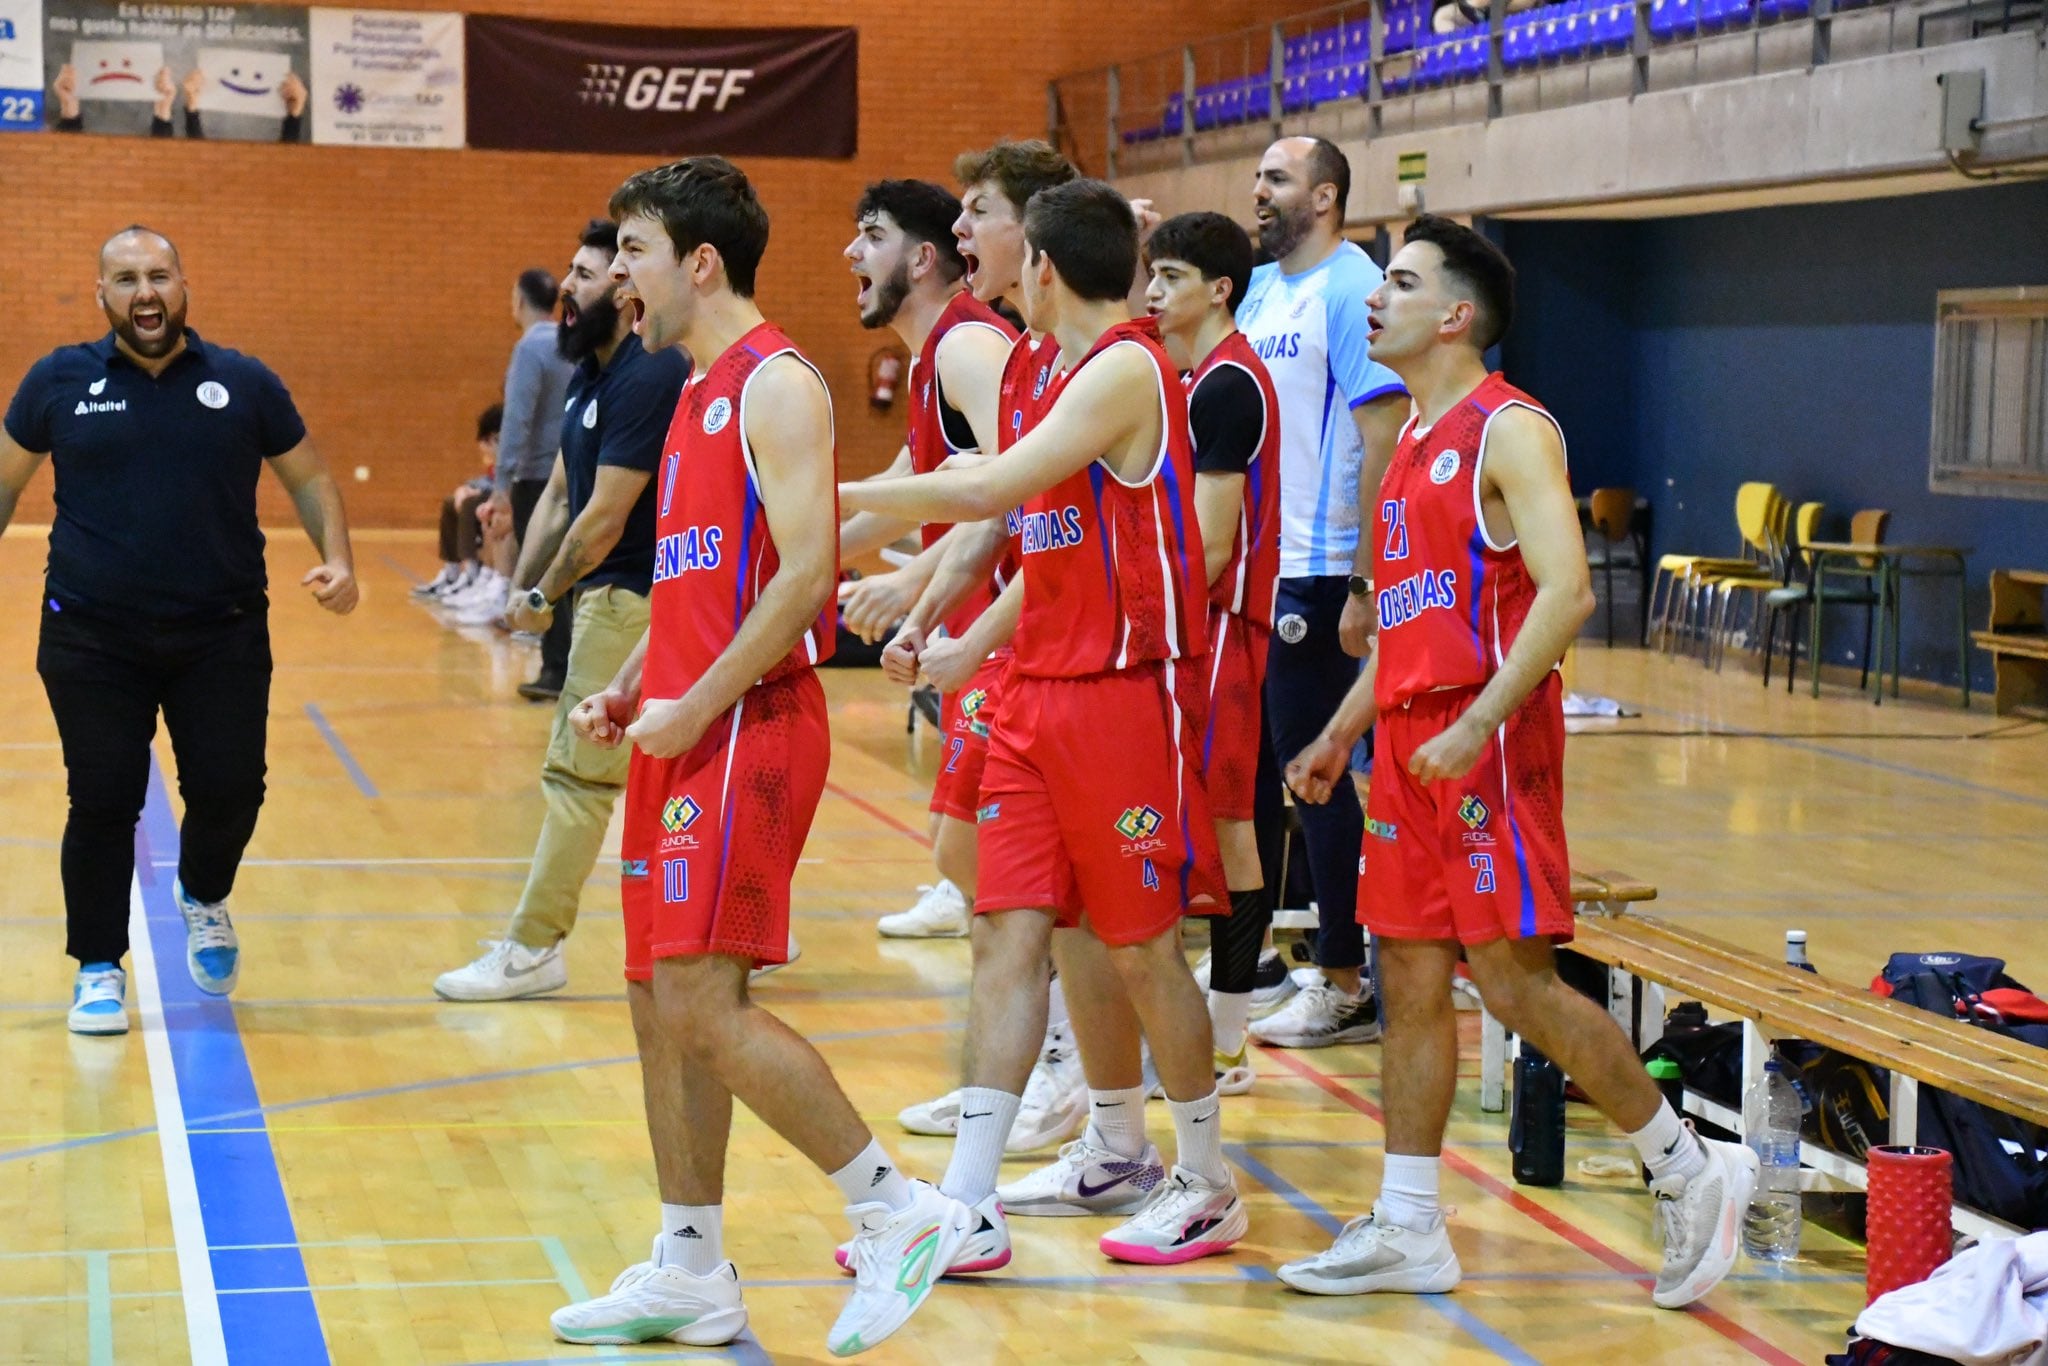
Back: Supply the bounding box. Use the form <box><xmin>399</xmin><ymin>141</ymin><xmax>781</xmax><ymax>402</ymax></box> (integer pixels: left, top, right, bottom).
<box><xmin>995</xmin><ymin>1134</ymin><xmax>1165</xmax><ymax>1217</ymax></box>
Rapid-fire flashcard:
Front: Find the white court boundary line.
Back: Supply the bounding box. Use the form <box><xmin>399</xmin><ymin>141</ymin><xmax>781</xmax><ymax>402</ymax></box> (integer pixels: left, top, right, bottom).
<box><xmin>127</xmin><ymin>878</ymin><xmax>228</xmax><ymax>1365</ymax></box>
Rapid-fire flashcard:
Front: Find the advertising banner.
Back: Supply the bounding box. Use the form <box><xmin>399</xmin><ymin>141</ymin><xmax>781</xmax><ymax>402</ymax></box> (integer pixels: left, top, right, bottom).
<box><xmin>465</xmin><ymin>17</ymin><xmax>856</xmax><ymax>158</ymax></box>
<box><xmin>0</xmin><ymin>0</ymin><xmax>43</xmax><ymax>132</ymax></box>
<box><xmin>40</xmin><ymin>1</ymin><xmax>310</xmax><ymax>141</ymax></box>
<box><xmin>308</xmin><ymin>8</ymin><xmax>462</xmax><ymax>148</ymax></box>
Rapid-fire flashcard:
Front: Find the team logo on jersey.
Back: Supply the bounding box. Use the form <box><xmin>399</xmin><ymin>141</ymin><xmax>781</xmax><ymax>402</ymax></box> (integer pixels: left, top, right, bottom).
<box><xmin>1458</xmin><ymin>795</ymin><xmax>1490</xmax><ymax>831</ymax></box>
<box><xmin>1365</xmin><ymin>817</ymin><xmax>1399</xmax><ymax>841</ymax></box>
<box><xmin>89</xmin><ymin>378</ymin><xmax>107</xmax><ymax>396</ymax></box>
<box><xmin>621</xmin><ymin>858</ymin><xmax>649</xmax><ymax>878</ymax></box>
<box><xmin>661</xmin><ymin>795</ymin><xmax>703</xmax><ymax>833</ymax></box>
<box><xmin>976</xmin><ymin>801</ymin><xmax>1001</xmax><ymax>823</ymax></box>
<box><xmin>1114</xmin><ymin>805</ymin><xmax>1163</xmax><ymax>841</ymax></box>
<box><xmin>1430</xmin><ymin>450</ymin><xmax>1461</xmax><ymax>484</ymax></box>
<box><xmin>582</xmin><ymin>398</ymin><xmax>599</xmax><ymax>430</ymax></box>
<box><xmin>702</xmin><ymin>396</ymin><xmax>733</xmax><ymax>434</ymax></box>
<box><xmin>196</xmin><ymin>381</ymin><xmax>230</xmax><ymax>410</ymax></box>
<box><xmin>1031</xmin><ymin>366</ymin><xmax>1051</xmax><ymax>400</ymax></box>
<box><xmin>74</xmin><ymin>397</ymin><xmax>127</xmax><ymax>416</ymax></box>
<box><xmin>958</xmin><ymin>687</ymin><xmax>990</xmax><ymax>737</ymax></box>
<box><xmin>1290</xmin><ymin>296</ymin><xmax>1311</xmax><ymax>319</ymax></box>
<box><xmin>1277</xmin><ymin>613</ymin><xmax>1308</xmax><ymax>644</ymax></box>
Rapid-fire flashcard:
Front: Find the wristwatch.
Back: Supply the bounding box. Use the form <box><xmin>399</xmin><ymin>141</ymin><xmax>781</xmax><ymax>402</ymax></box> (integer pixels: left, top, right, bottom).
<box><xmin>523</xmin><ymin>586</ymin><xmax>551</xmax><ymax>614</ymax></box>
<box><xmin>1347</xmin><ymin>574</ymin><xmax>1372</xmax><ymax>599</ymax></box>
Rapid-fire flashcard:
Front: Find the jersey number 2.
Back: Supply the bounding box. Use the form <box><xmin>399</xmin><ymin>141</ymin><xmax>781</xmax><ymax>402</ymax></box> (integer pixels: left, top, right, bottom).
<box><xmin>1469</xmin><ymin>853</ymin><xmax>1496</xmax><ymax>895</ymax></box>
<box><xmin>1381</xmin><ymin>498</ymin><xmax>1409</xmax><ymax>561</ymax></box>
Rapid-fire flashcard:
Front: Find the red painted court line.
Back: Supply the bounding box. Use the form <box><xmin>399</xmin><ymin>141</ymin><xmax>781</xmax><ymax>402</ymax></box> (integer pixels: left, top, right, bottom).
<box><xmin>1257</xmin><ymin>1045</ymin><xmax>1802</xmax><ymax>1366</ymax></box>
<box><xmin>823</xmin><ymin>780</ymin><xmax>934</xmax><ymax>848</ymax></box>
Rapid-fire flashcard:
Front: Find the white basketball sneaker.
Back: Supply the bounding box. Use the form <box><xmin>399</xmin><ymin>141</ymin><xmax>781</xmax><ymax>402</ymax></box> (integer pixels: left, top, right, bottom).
<box><xmin>550</xmin><ymin>1240</ymin><xmax>748</xmax><ymax>1346</ymax></box>
<box><xmin>1248</xmin><ymin>978</ymin><xmax>1380</xmax><ymax>1048</ymax></box>
<box><xmin>1098</xmin><ymin>1167</ymin><xmax>1247</xmax><ymax>1265</ymax></box>
<box><xmin>1651</xmin><ymin>1133</ymin><xmax>1757</xmax><ymax>1308</ymax></box>
<box><xmin>1008</xmin><ymin>1020</ymin><xmax>1088</xmax><ymax>1152</ymax></box>
<box><xmin>897</xmin><ymin>1089</ymin><xmax>963</xmax><ymax>1137</ymax></box>
<box><xmin>996</xmin><ymin>1135</ymin><xmax>1166</xmax><ymax>1217</ymax></box>
<box><xmin>1277</xmin><ymin>1205</ymin><xmax>1462</xmax><ymax>1294</ymax></box>
<box><xmin>836</xmin><ymin>1192</ymin><xmax>1009</xmax><ymax>1277</ymax></box>
<box><xmin>829</xmin><ymin>1180</ymin><xmax>973</xmax><ymax>1356</ymax></box>
<box><xmin>433</xmin><ymin>938</ymin><xmax>566</xmax><ymax>1002</ymax></box>
<box><xmin>877</xmin><ymin>880</ymin><xmax>969</xmax><ymax>938</ymax></box>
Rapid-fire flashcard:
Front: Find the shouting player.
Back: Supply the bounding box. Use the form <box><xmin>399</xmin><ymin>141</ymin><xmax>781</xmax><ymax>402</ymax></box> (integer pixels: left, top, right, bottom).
<box><xmin>1278</xmin><ymin>216</ymin><xmax>1755</xmax><ymax>1306</ymax></box>
<box><xmin>1144</xmin><ymin>211</ymin><xmax>1282</xmax><ymax>1093</ymax></box>
<box><xmin>841</xmin><ymin>179</ymin><xmax>1246</xmax><ymax>1267</ymax></box>
<box><xmin>836</xmin><ymin>179</ymin><xmax>1014</xmax><ymax>939</ymax></box>
<box><xmin>551</xmin><ymin>157</ymin><xmax>971</xmax><ymax>1357</ymax></box>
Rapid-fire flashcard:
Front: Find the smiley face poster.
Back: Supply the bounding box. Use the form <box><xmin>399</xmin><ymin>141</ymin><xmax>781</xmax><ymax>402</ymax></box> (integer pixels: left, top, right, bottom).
<box><xmin>42</xmin><ymin>1</ymin><xmax>310</xmax><ymax>140</ymax></box>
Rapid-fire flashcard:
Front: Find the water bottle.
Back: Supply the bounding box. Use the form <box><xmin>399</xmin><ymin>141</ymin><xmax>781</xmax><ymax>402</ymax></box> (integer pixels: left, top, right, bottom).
<box><xmin>1742</xmin><ymin>1055</ymin><xmax>1804</xmax><ymax>1261</ymax></box>
<box><xmin>1510</xmin><ymin>1042</ymin><xmax>1566</xmax><ymax>1187</ymax></box>
<box><xmin>1785</xmin><ymin>931</ymin><xmax>1815</xmax><ymax>974</ymax></box>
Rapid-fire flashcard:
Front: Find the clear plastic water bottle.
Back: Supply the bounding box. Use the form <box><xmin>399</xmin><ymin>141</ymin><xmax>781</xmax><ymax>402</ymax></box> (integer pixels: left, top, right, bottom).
<box><xmin>1742</xmin><ymin>1055</ymin><xmax>1803</xmax><ymax>1261</ymax></box>
<box><xmin>1785</xmin><ymin>930</ymin><xmax>1816</xmax><ymax>974</ymax></box>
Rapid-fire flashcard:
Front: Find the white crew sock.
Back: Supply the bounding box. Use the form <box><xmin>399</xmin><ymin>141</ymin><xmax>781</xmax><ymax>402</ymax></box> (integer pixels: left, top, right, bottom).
<box><xmin>938</xmin><ymin>1087</ymin><xmax>1021</xmax><ymax>1205</ymax></box>
<box><xmin>829</xmin><ymin>1137</ymin><xmax>915</xmax><ymax>1212</ymax></box>
<box><xmin>1630</xmin><ymin>1099</ymin><xmax>1707</xmax><ymax>1183</ymax></box>
<box><xmin>1087</xmin><ymin>1085</ymin><xmax>1149</xmax><ymax>1159</ymax></box>
<box><xmin>1377</xmin><ymin>1152</ymin><xmax>1443</xmax><ymax>1232</ymax></box>
<box><xmin>658</xmin><ymin>1203</ymin><xmax>724</xmax><ymax>1276</ymax></box>
<box><xmin>1209</xmin><ymin>990</ymin><xmax>1253</xmax><ymax>1057</ymax></box>
<box><xmin>1166</xmin><ymin>1089</ymin><xmax>1230</xmax><ymax>1187</ymax></box>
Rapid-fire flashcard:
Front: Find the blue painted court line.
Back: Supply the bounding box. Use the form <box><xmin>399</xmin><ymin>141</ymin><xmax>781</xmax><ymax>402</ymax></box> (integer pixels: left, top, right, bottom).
<box><xmin>376</xmin><ymin>551</ymin><xmax>424</xmax><ymax>587</ymax></box>
<box><xmin>303</xmin><ymin>702</ymin><xmax>378</xmax><ymax>799</ymax></box>
<box><xmin>1226</xmin><ymin>1144</ymin><xmax>1541</xmax><ymax>1366</ymax></box>
<box><xmin>138</xmin><ymin>757</ymin><xmax>329</xmax><ymax>1360</ymax></box>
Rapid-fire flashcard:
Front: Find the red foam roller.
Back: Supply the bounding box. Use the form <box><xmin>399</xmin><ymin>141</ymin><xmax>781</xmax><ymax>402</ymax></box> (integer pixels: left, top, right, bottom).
<box><xmin>1865</xmin><ymin>1144</ymin><xmax>1953</xmax><ymax>1303</ymax></box>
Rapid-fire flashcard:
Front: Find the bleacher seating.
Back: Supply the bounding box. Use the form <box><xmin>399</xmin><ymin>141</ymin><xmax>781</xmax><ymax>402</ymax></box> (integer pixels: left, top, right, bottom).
<box><xmin>1116</xmin><ymin>0</ymin><xmax>1838</xmax><ymax>145</ymax></box>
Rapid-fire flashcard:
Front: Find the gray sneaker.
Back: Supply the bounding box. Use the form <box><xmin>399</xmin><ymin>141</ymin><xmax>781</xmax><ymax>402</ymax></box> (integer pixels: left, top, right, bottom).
<box><xmin>1277</xmin><ymin>1205</ymin><xmax>1461</xmax><ymax>1295</ymax></box>
<box><xmin>1650</xmin><ymin>1133</ymin><xmax>1757</xmax><ymax>1308</ymax></box>
<box><xmin>1248</xmin><ymin>979</ymin><xmax>1380</xmax><ymax>1048</ymax></box>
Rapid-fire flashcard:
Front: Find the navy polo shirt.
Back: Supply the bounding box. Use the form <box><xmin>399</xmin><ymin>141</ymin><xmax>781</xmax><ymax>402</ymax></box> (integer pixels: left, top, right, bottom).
<box><xmin>4</xmin><ymin>330</ymin><xmax>306</xmax><ymax>621</ymax></box>
<box><xmin>558</xmin><ymin>334</ymin><xmax>689</xmax><ymax>597</ymax></box>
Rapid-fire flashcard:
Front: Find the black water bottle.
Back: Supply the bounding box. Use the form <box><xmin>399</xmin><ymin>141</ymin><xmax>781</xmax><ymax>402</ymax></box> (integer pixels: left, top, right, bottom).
<box><xmin>1510</xmin><ymin>1041</ymin><xmax>1566</xmax><ymax>1187</ymax></box>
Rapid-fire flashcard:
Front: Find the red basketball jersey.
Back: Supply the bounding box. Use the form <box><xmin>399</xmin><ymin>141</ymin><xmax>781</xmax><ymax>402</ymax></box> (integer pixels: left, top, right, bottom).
<box><xmin>998</xmin><ymin>330</ymin><xmax>1063</xmax><ymax>454</ymax></box>
<box><xmin>645</xmin><ymin>321</ymin><xmax>836</xmax><ymax>702</ymax></box>
<box><xmin>1372</xmin><ymin>372</ymin><xmax>1561</xmax><ymax>711</ymax></box>
<box><xmin>1007</xmin><ymin>320</ymin><xmax>1210</xmax><ymax>679</ymax></box>
<box><xmin>907</xmin><ymin>292</ymin><xmax>1017</xmax><ymax>639</ymax></box>
<box><xmin>1189</xmin><ymin>332</ymin><xmax>1281</xmax><ymax>632</ymax></box>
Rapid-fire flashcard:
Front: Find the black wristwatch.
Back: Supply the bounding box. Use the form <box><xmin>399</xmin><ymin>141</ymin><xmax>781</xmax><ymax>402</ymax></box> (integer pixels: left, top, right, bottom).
<box><xmin>523</xmin><ymin>586</ymin><xmax>551</xmax><ymax>613</ymax></box>
<box><xmin>1347</xmin><ymin>574</ymin><xmax>1372</xmax><ymax>599</ymax></box>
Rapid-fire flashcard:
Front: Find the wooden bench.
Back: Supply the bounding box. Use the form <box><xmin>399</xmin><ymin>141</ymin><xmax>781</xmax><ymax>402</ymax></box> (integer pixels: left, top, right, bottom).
<box><xmin>1481</xmin><ymin>894</ymin><xmax>2048</xmax><ymax>1239</ymax></box>
<box><xmin>1974</xmin><ymin>569</ymin><xmax>2048</xmax><ymax>716</ymax></box>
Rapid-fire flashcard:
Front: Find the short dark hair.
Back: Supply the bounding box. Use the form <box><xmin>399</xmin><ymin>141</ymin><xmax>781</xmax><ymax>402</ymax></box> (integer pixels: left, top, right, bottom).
<box><xmin>953</xmin><ymin>139</ymin><xmax>1076</xmax><ymax>215</ymax></box>
<box><xmin>1145</xmin><ymin>212</ymin><xmax>1254</xmax><ymax>315</ymax></box>
<box><xmin>1402</xmin><ymin>214</ymin><xmax>1516</xmax><ymax>350</ymax></box>
<box><xmin>856</xmin><ymin>180</ymin><xmax>967</xmax><ymax>283</ymax></box>
<box><xmin>1304</xmin><ymin>137</ymin><xmax>1351</xmax><ymax>223</ymax></box>
<box><xmin>609</xmin><ymin>156</ymin><xmax>770</xmax><ymax>299</ymax></box>
<box><xmin>516</xmin><ymin>268</ymin><xmax>557</xmax><ymax>313</ymax></box>
<box><xmin>101</xmin><ymin>223</ymin><xmax>180</xmax><ymax>272</ymax></box>
<box><xmin>476</xmin><ymin>403</ymin><xmax>503</xmax><ymax>442</ymax></box>
<box><xmin>578</xmin><ymin>217</ymin><xmax>618</xmax><ymax>255</ymax></box>
<box><xmin>1023</xmin><ymin>179</ymin><xmax>1137</xmax><ymax>305</ymax></box>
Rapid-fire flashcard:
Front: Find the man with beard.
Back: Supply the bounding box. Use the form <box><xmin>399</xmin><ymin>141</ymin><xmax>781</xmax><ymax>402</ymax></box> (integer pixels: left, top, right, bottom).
<box><xmin>1235</xmin><ymin>136</ymin><xmax>1411</xmax><ymax>1051</ymax></box>
<box><xmin>435</xmin><ymin>217</ymin><xmax>690</xmax><ymax>1002</ymax></box>
<box><xmin>0</xmin><ymin>225</ymin><xmax>357</xmax><ymax>1034</ymax></box>
<box><xmin>836</xmin><ymin>179</ymin><xmax>1014</xmax><ymax>941</ymax></box>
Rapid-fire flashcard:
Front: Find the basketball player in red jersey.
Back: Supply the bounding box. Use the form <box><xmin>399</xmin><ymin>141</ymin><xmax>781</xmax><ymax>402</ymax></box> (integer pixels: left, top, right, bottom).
<box><xmin>550</xmin><ymin>158</ymin><xmax>972</xmax><ymax>1358</ymax></box>
<box><xmin>1143</xmin><ymin>212</ymin><xmax>1282</xmax><ymax>1093</ymax></box>
<box><xmin>841</xmin><ymin>180</ymin><xmax>1247</xmax><ymax>1267</ymax></box>
<box><xmin>1278</xmin><ymin>216</ymin><xmax>1755</xmax><ymax>1306</ymax></box>
<box><xmin>834</xmin><ymin>179</ymin><xmax>1014</xmax><ymax>941</ymax></box>
<box><xmin>879</xmin><ymin>142</ymin><xmax>1098</xmax><ymax>1166</ymax></box>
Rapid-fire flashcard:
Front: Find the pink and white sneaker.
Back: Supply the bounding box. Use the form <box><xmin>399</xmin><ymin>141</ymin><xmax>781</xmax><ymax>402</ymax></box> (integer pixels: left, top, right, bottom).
<box><xmin>836</xmin><ymin>1194</ymin><xmax>1010</xmax><ymax>1277</ymax></box>
<box><xmin>1098</xmin><ymin>1167</ymin><xmax>1246</xmax><ymax>1265</ymax></box>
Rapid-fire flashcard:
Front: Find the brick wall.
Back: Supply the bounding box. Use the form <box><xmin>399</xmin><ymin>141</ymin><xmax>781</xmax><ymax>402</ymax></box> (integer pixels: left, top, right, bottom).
<box><xmin>0</xmin><ymin>0</ymin><xmax>1267</xmax><ymax>529</ymax></box>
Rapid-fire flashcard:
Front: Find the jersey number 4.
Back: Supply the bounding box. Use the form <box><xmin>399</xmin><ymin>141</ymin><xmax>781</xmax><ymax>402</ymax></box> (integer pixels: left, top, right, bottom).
<box><xmin>1381</xmin><ymin>498</ymin><xmax>1409</xmax><ymax>562</ymax></box>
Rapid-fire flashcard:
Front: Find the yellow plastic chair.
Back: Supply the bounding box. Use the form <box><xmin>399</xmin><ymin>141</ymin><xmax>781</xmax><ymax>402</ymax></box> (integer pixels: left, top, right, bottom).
<box><xmin>1689</xmin><ymin>489</ymin><xmax>1792</xmax><ymax>668</ymax></box>
<box><xmin>1656</xmin><ymin>483</ymin><xmax>1783</xmax><ymax>655</ymax></box>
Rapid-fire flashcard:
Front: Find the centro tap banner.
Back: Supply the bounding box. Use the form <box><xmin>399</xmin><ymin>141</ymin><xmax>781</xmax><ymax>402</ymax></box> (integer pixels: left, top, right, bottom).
<box><xmin>463</xmin><ymin>16</ymin><xmax>855</xmax><ymax>158</ymax></box>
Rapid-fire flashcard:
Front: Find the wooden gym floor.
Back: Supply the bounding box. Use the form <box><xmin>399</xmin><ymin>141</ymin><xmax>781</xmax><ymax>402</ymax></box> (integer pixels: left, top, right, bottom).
<box><xmin>4</xmin><ymin>529</ymin><xmax>2045</xmax><ymax>1364</ymax></box>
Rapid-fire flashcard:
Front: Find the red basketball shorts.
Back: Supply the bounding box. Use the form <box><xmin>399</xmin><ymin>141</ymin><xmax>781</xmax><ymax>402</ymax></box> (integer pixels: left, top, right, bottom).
<box><xmin>1359</xmin><ymin>671</ymin><xmax>1573</xmax><ymax>946</ymax></box>
<box><xmin>976</xmin><ymin>659</ymin><xmax>1226</xmax><ymax>946</ymax></box>
<box><xmin>1198</xmin><ymin>604</ymin><xmax>1270</xmax><ymax>822</ymax></box>
<box><xmin>620</xmin><ymin>670</ymin><xmax>829</xmax><ymax>977</ymax></box>
<box><xmin>928</xmin><ymin>654</ymin><xmax>1009</xmax><ymax>824</ymax></box>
